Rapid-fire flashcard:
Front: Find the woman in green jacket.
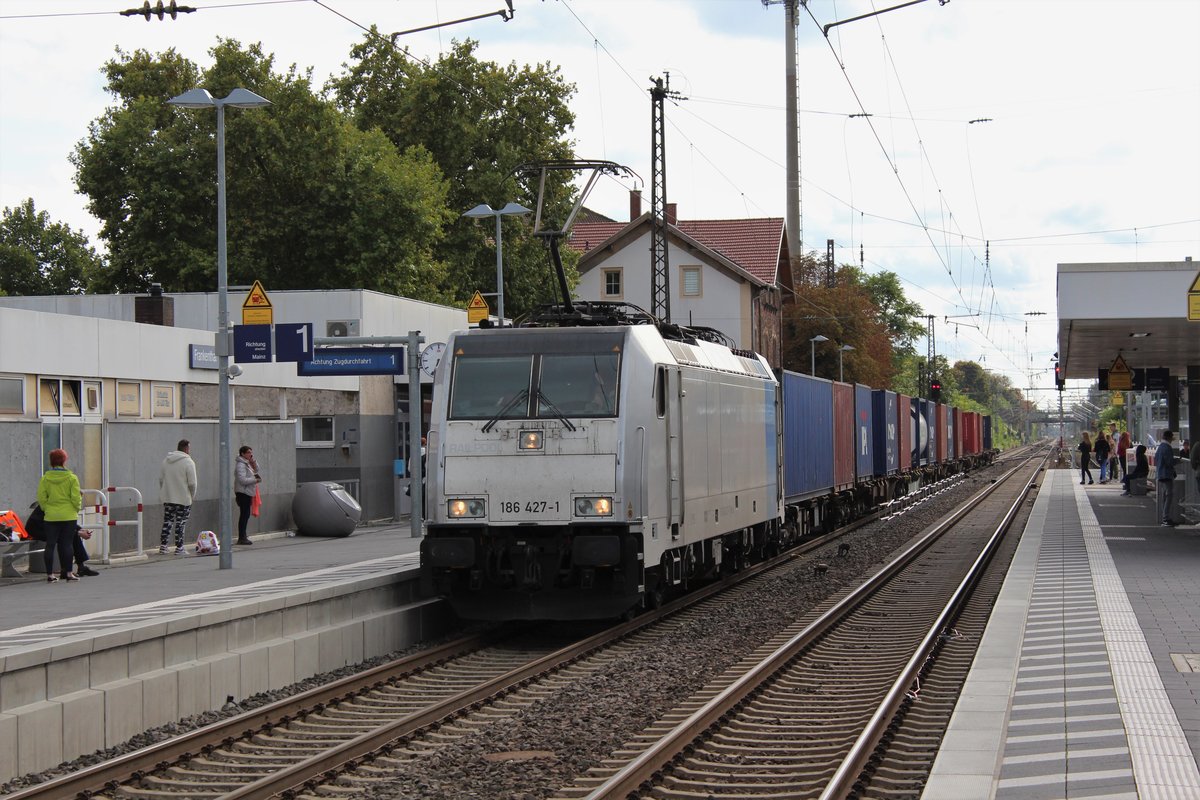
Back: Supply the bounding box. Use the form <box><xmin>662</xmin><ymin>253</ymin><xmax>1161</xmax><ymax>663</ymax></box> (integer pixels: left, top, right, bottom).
<box><xmin>36</xmin><ymin>448</ymin><xmax>82</xmax><ymax>582</ymax></box>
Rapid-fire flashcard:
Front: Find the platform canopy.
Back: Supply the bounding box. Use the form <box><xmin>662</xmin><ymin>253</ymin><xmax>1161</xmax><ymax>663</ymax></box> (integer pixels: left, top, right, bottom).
<box><xmin>1057</xmin><ymin>261</ymin><xmax>1200</xmax><ymax>381</ymax></box>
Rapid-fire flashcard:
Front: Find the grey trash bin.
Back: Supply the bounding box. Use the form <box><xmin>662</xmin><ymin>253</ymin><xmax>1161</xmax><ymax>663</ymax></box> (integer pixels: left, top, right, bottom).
<box><xmin>291</xmin><ymin>482</ymin><xmax>361</xmax><ymax>537</ymax></box>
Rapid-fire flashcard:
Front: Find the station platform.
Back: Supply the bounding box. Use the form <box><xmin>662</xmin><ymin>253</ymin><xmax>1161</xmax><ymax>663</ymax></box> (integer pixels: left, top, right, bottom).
<box><xmin>925</xmin><ymin>467</ymin><xmax>1200</xmax><ymax>799</ymax></box>
<box><xmin>0</xmin><ymin>523</ymin><xmax>423</xmax><ymax>653</ymax></box>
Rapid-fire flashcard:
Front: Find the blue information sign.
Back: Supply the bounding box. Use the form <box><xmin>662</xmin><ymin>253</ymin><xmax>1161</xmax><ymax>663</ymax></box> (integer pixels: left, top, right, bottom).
<box><xmin>233</xmin><ymin>324</ymin><xmax>273</xmax><ymax>363</ymax></box>
<box><xmin>275</xmin><ymin>322</ymin><xmax>314</xmax><ymax>362</ymax></box>
<box><xmin>297</xmin><ymin>347</ymin><xmax>405</xmax><ymax>376</ymax></box>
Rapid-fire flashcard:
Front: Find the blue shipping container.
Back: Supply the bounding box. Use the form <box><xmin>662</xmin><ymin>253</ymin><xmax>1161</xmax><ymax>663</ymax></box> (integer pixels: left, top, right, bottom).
<box><xmin>782</xmin><ymin>371</ymin><xmax>835</xmax><ymax>502</ymax></box>
<box><xmin>854</xmin><ymin>384</ymin><xmax>875</xmax><ymax>480</ymax></box>
<box><xmin>872</xmin><ymin>390</ymin><xmax>899</xmax><ymax>476</ymax></box>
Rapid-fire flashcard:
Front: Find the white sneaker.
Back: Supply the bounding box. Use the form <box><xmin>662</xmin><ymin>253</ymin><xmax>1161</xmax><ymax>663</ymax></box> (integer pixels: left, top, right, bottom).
<box><xmin>174</xmin><ymin>546</ymin><xmax>188</xmax><ymax>556</ymax></box>
<box><xmin>158</xmin><ymin>545</ymin><xmax>169</xmax><ymax>554</ymax></box>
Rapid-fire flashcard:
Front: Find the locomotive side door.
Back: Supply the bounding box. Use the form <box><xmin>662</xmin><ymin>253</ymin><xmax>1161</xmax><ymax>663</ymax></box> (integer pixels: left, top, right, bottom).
<box><xmin>660</xmin><ymin>365</ymin><xmax>684</xmax><ymax>531</ymax></box>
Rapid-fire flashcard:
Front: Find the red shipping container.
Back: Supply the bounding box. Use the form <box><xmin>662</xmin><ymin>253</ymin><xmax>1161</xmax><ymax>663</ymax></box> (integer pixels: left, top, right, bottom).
<box><xmin>897</xmin><ymin>393</ymin><xmax>912</xmax><ymax>471</ymax></box>
<box><xmin>832</xmin><ymin>382</ymin><xmax>855</xmax><ymax>491</ymax></box>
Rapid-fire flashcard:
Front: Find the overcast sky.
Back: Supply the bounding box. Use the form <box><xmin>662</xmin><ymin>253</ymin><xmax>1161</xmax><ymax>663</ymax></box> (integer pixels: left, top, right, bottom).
<box><xmin>2</xmin><ymin>0</ymin><xmax>1198</xmax><ymax>405</ymax></box>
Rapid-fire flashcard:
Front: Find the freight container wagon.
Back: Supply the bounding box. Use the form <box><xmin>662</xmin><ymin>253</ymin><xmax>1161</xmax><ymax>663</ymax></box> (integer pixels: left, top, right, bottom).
<box><xmin>854</xmin><ymin>384</ymin><xmax>875</xmax><ymax>480</ymax></box>
<box><xmin>781</xmin><ymin>371</ymin><xmax>834</xmax><ymax>503</ymax></box>
<box><xmin>897</xmin><ymin>393</ymin><xmax>913</xmax><ymax>472</ymax></box>
<box><xmin>872</xmin><ymin>389</ymin><xmax>899</xmax><ymax>476</ymax></box>
<box><xmin>832</xmin><ymin>382</ymin><xmax>855</xmax><ymax>492</ymax></box>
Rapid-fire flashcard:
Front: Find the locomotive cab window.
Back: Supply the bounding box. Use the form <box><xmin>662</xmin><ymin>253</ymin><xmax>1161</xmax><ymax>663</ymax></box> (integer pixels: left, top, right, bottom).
<box><xmin>537</xmin><ymin>353</ymin><xmax>619</xmax><ymax>417</ymax></box>
<box><xmin>449</xmin><ymin>356</ymin><xmax>533</xmax><ymax>419</ymax></box>
<box><xmin>447</xmin><ymin>334</ymin><xmax>622</xmax><ymax>421</ymax></box>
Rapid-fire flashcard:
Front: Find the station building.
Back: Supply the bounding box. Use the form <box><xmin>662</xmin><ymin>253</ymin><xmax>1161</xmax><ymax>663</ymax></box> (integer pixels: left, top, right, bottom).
<box><xmin>0</xmin><ymin>288</ymin><xmax>465</xmax><ymax>554</ymax></box>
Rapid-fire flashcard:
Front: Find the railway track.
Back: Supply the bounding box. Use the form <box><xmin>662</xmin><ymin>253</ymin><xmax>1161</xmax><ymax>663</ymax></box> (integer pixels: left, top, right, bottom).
<box><xmin>7</xmin><ymin>455</ymin><xmax>1031</xmax><ymax>800</ymax></box>
<box><xmin>556</xmin><ymin>446</ymin><xmax>1047</xmax><ymax>799</ymax></box>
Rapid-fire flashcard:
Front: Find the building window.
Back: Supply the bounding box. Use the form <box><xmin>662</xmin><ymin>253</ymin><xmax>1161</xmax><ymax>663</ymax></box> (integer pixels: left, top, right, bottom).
<box><xmin>0</xmin><ymin>376</ymin><xmax>23</xmax><ymax>414</ymax></box>
<box><xmin>298</xmin><ymin>416</ymin><xmax>335</xmax><ymax>447</ymax></box>
<box><xmin>117</xmin><ymin>381</ymin><xmax>142</xmax><ymax>417</ymax></box>
<box><xmin>602</xmin><ymin>268</ymin><xmax>623</xmax><ymax>299</ymax></box>
<box><xmin>39</xmin><ymin>378</ymin><xmax>82</xmax><ymax>417</ymax></box>
<box><xmin>681</xmin><ymin>266</ymin><xmax>702</xmax><ymax>297</ymax></box>
<box><xmin>152</xmin><ymin>384</ymin><xmax>176</xmax><ymax>418</ymax></box>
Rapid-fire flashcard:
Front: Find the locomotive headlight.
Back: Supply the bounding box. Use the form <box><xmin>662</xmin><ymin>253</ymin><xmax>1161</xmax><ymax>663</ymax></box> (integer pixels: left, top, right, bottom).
<box><xmin>574</xmin><ymin>496</ymin><xmax>613</xmax><ymax>517</ymax></box>
<box><xmin>448</xmin><ymin>498</ymin><xmax>486</xmax><ymax>518</ymax></box>
<box><xmin>519</xmin><ymin>430</ymin><xmax>543</xmax><ymax>450</ymax></box>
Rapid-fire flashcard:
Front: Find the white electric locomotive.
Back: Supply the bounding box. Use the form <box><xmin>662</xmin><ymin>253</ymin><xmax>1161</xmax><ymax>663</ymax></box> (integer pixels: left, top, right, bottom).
<box><xmin>421</xmin><ymin>321</ymin><xmax>784</xmax><ymax>620</ymax></box>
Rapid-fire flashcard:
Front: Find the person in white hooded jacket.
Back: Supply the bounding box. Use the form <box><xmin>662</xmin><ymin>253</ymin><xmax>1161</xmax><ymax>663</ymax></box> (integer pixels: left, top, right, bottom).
<box><xmin>159</xmin><ymin>439</ymin><xmax>198</xmax><ymax>554</ymax></box>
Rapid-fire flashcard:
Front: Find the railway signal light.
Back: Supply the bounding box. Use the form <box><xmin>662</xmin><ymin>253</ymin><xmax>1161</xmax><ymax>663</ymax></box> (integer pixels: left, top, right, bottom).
<box><xmin>930</xmin><ymin>380</ymin><xmax>942</xmax><ymax>402</ymax></box>
<box><xmin>1055</xmin><ymin>362</ymin><xmax>1064</xmax><ymax>390</ymax></box>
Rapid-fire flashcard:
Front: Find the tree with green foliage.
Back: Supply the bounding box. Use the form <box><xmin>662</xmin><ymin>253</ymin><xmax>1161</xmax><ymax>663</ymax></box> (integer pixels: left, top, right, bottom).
<box><xmin>781</xmin><ymin>253</ymin><xmax>894</xmax><ymax>386</ymax></box>
<box><xmin>331</xmin><ymin>35</ymin><xmax>579</xmax><ymax>319</ymax></box>
<box><xmin>72</xmin><ymin>41</ymin><xmax>451</xmax><ymax>297</ymax></box>
<box><xmin>0</xmin><ymin>199</ymin><xmax>104</xmax><ymax>295</ymax></box>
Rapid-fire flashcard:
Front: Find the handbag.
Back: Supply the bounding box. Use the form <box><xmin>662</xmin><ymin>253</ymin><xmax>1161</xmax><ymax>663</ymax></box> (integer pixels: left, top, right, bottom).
<box><xmin>195</xmin><ymin>530</ymin><xmax>220</xmax><ymax>555</ymax></box>
<box><xmin>251</xmin><ymin>486</ymin><xmax>262</xmax><ymax>518</ymax></box>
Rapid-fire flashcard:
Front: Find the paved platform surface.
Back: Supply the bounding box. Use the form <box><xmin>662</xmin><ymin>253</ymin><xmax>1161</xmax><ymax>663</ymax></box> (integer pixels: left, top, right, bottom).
<box><xmin>0</xmin><ymin>523</ymin><xmax>423</xmax><ymax>655</ymax></box>
<box><xmin>926</xmin><ymin>468</ymin><xmax>1200</xmax><ymax>799</ymax></box>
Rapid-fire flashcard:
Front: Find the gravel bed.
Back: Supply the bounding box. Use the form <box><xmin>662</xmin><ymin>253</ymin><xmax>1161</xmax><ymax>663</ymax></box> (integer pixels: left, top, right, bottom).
<box><xmin>1</xmin><ymin>462</ymin><xmax>1014</xmax><ymax>798</ymax></box>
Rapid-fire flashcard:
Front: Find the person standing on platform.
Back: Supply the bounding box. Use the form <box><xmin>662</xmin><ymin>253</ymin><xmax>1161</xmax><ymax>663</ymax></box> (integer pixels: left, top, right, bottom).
<box><xmin>1155</xmin><ymin>430</ymin><xmax>1177</xmax><ymax>527</ymax></box>
<box><xmin>36</xmin><ymin>448</ymin><xmax>81</xmax><ymax>582</ymax></box>
<box><xmin>1108</xmin><ymin>424</ymin><xmax>1121</xmax><ymax>479</ymax></box>
<box><xmin>1191</xmin><ymin>438</ymin><xmax>1200</xmax><ymax>494</ymax></box>
<box><xmin>1117</xmin><ymin>430</ymin><xmax>1131</xmax><ymax>480</ymax></box>
<box><xmin>1077</xmin><ymin>432</ymin><xmax>1094</xmax><ymax>485</ymax></box>
<box><xmin>158</xmin><ymin>439</ymin><xmax>197</xmax><ymax>555</ymax></box>
<box><xmin>234</xmin><ymin>445</ymin><xmax>261</xmax><ymax>545</ymax></box>
<box><xmin>1094</xmin><ymin>432</ymin><xmax>1112</xmax><ymax>483</ymax></box>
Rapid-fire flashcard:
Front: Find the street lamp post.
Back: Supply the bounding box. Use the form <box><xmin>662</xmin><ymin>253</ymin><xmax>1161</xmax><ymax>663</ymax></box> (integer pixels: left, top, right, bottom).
<box><xmin>839</xmin><ymin>344</ymin><xmax>855</xmax><ymax>382</ymax></box>
<box><xmin>168</xmin><ymin>88</ymin><xmax>271</xmax><ymax>569</ymax></box>
<box><xmin>809</xmin><ymin>334</ymin><xmax>829</xmax><ymax>376</ymax></box>
<box><xmin>463</xmin><ymin>202</ymin><xmax>532</xmax><ymax>327</ymax></box>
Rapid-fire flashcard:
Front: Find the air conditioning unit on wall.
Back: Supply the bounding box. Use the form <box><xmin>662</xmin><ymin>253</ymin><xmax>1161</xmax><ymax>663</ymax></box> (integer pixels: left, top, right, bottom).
<box><xmin>326</xmin><ymin>319</ymin><xmax>360</xmax><ymax>337</ymax></box>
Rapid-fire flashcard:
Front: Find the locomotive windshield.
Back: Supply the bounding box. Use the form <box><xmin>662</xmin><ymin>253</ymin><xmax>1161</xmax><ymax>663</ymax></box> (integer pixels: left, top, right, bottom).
<box><xmin>448</xmin><ymin>333</ymin><xmax>622</xmax><ymax>421</ymax></box>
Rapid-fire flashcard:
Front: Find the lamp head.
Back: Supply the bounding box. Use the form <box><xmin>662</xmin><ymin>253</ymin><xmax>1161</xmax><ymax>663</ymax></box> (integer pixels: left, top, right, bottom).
<box><xmin>463</xmin><ymin>203</ymin><xmax>497</xmax><ymax>219</ymax></box>
<box><xmin>810</xmin><ymin>334</ymin><xmax>829</xmax><ymax>343</ymax></box>
<box><xmin>167</xmin><ymin>88</ymin><xmax>215</xmax><ymax>108</ymax></box>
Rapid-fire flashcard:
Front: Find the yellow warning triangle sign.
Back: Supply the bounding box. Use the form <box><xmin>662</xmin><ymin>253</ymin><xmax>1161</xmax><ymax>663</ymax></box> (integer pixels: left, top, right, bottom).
<box><xmin>1189</xmin><ymin>271</ymin><xmax>1200</xmax><ymax>293</ymax></box>
<box><xmin>1109</xmin><ymin>354</ymin><xmax>1131</xmax><ymax>375</ymax></box>
<box><xmin>243</xmin><ymin>280</ymin><xmax>272</xmax><ymax>309</ymax></box>
<box><xmin>467</xmin><ymin>291</ymin><xmax>489</xmax><ymax>311</ymax></box>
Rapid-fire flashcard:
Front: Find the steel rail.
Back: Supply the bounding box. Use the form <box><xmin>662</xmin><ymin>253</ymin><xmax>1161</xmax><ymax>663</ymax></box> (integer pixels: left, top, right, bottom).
<box><xmin>580</xmin><ymin>447</ymin><xmax>1046</xmax><ymax>799</ymax></box>
<box><xmin>819</xmin><ymin>448</ymin><xmax>1049</xmax><ymax>799</ymax></box>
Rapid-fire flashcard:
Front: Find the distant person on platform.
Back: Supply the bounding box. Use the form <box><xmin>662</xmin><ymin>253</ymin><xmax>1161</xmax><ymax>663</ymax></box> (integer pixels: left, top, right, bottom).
<box><xmin>1077</xmin><ymin>432</ymin><xmax>1094</xmax><ymax>486</ymax></box>
<box><xmin>36</xmin><ymin>448</ymin><xmax>82</xmax><ymax>582</ymax></box>
<box><xmin>1191</xmin><ymin>438</ymin><xmax>1200</xmax><ymax>495</ymax></box>
<box><xmin>1117</xmin><ymin>431</ymin><xmax>1131</xmax><ymax>480</ymax></box>
<box><xmin>158</xmin><ymin>439</ymin><xmax>198</xmax><ymax>555</ymax></box>
<box><xmin>1094</xmin><ymin>431</ymin><xmax>1112</xmax><ymax>483</ymax></box>
<box><xmin>1154</xmin><ymin>430</ymin><xmax>1177</xmax><ymax>527</ymax></box>
<box><xmin>1108</xmin><ymin>424</ymin><xmax>1121</xmax><ymax>478</ymax></box>
<box><xmin>234</xmin><ymin>445</ymin><xmax>262</xmax><ymax>545</ymax></box>
<box><xmin>1121</xmin><ymin>445</ymin><xmax>1149</xmax><ymax>496</ymax></box>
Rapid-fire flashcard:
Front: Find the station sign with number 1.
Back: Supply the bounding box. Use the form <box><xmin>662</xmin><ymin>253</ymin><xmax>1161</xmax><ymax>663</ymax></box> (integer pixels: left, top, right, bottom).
<box><xmin>275</xmin><ymin>323</ymin><xmax>314</xmax><ymax>362</ymax></box>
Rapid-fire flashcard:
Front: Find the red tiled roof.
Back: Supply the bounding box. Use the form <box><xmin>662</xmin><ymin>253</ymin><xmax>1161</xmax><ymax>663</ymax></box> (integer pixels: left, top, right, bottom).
<box><xmin>569</xmin><ymin>217</ymin><xmax>784</xmax><ymax>285</ymax></box>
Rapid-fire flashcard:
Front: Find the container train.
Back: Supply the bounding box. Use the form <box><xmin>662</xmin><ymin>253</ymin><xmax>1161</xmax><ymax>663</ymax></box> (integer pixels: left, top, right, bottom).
<box><xmin>420</xmin><ymin>307</ymin><xmax>995</xmax><ymax>621</ymax></box>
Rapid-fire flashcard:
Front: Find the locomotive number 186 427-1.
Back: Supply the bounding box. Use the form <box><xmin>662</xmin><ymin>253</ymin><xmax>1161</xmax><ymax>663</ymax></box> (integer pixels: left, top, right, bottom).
<box><xmin>499</xmin><ymin>500</ymin><xmax>561</xmax><ymax>515</ymax></box>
